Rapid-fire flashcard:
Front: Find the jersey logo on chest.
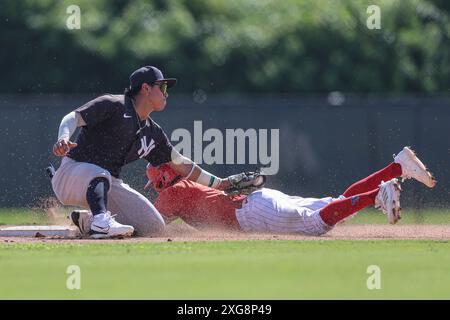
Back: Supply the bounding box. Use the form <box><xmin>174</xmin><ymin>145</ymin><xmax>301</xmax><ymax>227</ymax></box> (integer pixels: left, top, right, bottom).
<box><xmin>138</xmin><ymin>136</ymin><xmax>156</xmax><ymax>158</ymax></box>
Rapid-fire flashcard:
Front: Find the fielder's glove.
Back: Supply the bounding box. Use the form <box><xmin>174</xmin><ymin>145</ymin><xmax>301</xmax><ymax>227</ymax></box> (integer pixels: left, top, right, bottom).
<box><xmin>223</xmin><ymin>170</ymin><xmax>266</xmax><ymax>195</ymax></box>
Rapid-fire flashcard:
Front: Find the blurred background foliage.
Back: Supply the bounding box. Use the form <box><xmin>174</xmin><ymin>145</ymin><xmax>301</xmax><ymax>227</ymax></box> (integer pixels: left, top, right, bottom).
<box><xmin>1</xmin><ymin>0</ymin><xmax>449</xmax><ymax>94</ymax></box>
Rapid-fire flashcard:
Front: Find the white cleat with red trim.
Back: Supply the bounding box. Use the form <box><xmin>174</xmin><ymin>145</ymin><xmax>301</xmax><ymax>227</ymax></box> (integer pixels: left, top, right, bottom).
<box><xmin>394</xmin><ymin>146</ymin><xmax>436</xmax><ymax>188</ymax></box>
<box><xmin>375</xmin><ymin>179</ymin><xmax>402</xmax><ymax>225</ymax></box>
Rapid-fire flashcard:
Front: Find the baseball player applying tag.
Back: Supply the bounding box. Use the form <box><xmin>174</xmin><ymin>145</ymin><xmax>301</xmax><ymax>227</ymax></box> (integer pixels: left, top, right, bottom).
<box><xmin>51</xmin><ymin>66</ymin><xmax>256</xmax><ymax>238</ymax></box>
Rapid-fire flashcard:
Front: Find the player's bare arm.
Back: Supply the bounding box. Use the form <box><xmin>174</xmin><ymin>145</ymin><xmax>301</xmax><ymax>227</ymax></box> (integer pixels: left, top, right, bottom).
<box><xmin>168</xmin><ymin>152</ymin><xmax>232</xmax><ymax>190</ymax></box>
<box><xmin>52</xmin><ymin>111</ymin><xmax>85</xmax><ymax>156</ymax></box>
<box><xmin>167</xmin><ymin>150</ymin><xmax>266</xmax><ymax>193</ymax></box>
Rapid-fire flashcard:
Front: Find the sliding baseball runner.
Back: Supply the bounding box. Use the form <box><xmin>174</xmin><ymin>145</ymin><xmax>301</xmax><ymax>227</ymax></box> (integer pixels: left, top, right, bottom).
<box><xmin>51</xmin><ymin>65</ymin><xmax>262</xmax><ymax>238</ymax></box>
<box><xmin>144</xmin><ymin>147</ymin><xmax>435</xmax><ymax>234</ymax></box>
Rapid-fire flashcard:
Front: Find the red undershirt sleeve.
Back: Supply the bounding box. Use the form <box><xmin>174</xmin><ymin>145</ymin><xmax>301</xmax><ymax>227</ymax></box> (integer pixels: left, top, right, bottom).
<box><xmin>154</xmin><ymin>186</ymin><xmax>185</xmax><ymax>224</ymax></box>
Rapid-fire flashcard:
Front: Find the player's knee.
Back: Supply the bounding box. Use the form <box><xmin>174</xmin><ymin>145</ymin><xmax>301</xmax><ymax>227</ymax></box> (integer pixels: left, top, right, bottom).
<box><xmin>87</xmin><ymin>177</ymin><xmax>110</xmax><ymax>192</ymax></box>
<box><xmin>86</xmin><ymin>177</ymin><xmax>111</xmax><ymax>215</ymax></box>
<box><xmin>135</xmin><ymin>221</ymin><xmax>165</xmax><ymax>236</ymax></box>
<box><xmin>134</xmin><ymin>211</ymin><xmax>166</xmax><ymax>236</ymax></box>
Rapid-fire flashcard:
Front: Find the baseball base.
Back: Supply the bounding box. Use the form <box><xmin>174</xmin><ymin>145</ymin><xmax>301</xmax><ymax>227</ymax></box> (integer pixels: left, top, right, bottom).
<box><xmin>0</xmin><ymin>225</ymin><xmax>79</xmax><ymax>238</ymax></box>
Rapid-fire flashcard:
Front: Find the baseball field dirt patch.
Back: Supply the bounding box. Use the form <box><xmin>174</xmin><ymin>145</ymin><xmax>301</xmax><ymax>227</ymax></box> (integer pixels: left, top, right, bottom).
<box><xmin>0</xmin><ymin>224</ymin><xmax>449</xmax><ymax>243</ymax></box>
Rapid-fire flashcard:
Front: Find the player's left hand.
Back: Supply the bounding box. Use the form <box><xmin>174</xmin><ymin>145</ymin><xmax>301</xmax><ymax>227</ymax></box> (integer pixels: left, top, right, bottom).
<box><xmin>221</xmin><ymin>171</ymin><xmax>266</xmax><ymax>195</ymax></box>
<box><xmin>53</xmin><ymin>138</ymin><xmax>78</xmax><ymax>157</ymax></box>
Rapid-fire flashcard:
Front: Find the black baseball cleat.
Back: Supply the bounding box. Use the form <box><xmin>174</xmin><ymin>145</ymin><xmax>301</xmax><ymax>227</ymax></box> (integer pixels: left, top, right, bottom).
<box><xmin>69</xmin><ymin>210</ymin><xmax>93</xmax><ymax>237</ymax></box>
<box><xmin>45</xmin><ymin>163</ymin><xmax>56</xmax><ymax>179</ymax></box>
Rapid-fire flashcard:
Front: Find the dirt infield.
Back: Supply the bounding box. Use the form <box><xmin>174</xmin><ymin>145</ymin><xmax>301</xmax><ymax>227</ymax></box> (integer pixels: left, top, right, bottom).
<box><xmin>1</xmin><ymin>224</ymin><xmax>449</xmax><ymax>244</ymax></box>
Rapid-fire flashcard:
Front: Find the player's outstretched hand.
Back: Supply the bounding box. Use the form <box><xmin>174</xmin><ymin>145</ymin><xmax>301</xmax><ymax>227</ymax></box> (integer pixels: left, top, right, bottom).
<box><xmin>53</xmin><ymin>139</ymin><xmax>78</xmax><ymax>156</ymax></box>
<box><xmin>222</xmin><ymin>171</ymin><xmax>266</xmax><ymax>195</ymax></box>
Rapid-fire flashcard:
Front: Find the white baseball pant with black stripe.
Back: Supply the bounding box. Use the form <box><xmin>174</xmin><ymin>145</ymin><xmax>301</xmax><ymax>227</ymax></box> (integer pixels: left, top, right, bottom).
<box><xmin>235</xmin><ymin>188</ymin><xmax>342</xmax><ymax>236</ymax></box>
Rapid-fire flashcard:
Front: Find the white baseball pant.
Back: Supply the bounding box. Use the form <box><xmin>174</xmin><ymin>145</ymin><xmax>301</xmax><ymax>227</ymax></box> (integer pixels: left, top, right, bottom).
<box><xmin>51</xmin><ymin>157</ymin><xmax>165</xmax><ymax>236</ymax></box>
<box><xmin>235</xmin><ymin>188</ymin><xmax>340</xmax><ymax>236</ymax></box>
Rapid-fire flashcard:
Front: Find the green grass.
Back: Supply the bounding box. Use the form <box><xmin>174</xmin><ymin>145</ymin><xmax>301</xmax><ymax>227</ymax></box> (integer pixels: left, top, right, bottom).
<box><xmin>0</xmin><ymin>240</ymin><xmax>449</xmax><ymax>299</ymax></box>
<box><xmin>1</xmin><ymin>208</ymin><xmax>448</xmax><ymax>299</ymax></box>
<box><xmin>1</xmin><ymin>208</ymin><xmax>449</xmax><ymax>226</ymax></box>
<box><xmin>345</xmin><ymin>208</ymin><xmax>450</xmax><ymax>225</ymax></box>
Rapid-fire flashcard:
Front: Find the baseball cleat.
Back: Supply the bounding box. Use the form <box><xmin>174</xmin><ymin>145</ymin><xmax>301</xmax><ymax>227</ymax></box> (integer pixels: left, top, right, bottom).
<box><xmin>69</xmin><ymin>210</ymin><xmax>93</xmax><ymax>237</ymax></box>
<box><xmin>375</xmin><ymin>179</ymin><xmax>402</xmax><ymax>225</ymax></box>
<box><xmin>89</xmin><ymin>212</ymin><xmax>134</xmax><ymax>239</ymax></box>
<box><xmin>394</xmin><ymin>146</ymin><xmax>436</xmax><ymax>188</ymax></box>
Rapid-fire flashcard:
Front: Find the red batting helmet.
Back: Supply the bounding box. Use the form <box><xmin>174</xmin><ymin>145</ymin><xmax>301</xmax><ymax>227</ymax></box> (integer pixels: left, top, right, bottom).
<box><xmin>145</xmin><ymin>163</ymin><xmax>182</xmax><ymax>193</ymax></box>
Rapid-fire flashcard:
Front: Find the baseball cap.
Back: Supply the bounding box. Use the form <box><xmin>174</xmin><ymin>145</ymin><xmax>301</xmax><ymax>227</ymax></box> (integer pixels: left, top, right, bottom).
<box><xmin>129</xmin><ymin>66</ymin><xmax>177</xmax><ymax>90</ymax></box>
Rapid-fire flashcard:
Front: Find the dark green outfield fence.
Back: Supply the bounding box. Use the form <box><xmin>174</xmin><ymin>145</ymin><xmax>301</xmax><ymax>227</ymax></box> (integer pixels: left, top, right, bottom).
<box><xmin>0</xmin><ymin>94</ymin><xmax>449</xmax><ymax>208</ymax></box>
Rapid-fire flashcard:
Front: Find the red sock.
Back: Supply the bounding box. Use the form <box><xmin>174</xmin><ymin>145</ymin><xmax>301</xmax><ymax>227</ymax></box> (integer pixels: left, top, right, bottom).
<box><xmin>319</xmin><ymin>189</ymin><xmax>378</xmax><ymax>226</ymax></box>
<box><xmin>342</xmin><ymin>162</ymin><xmax>402</xmax><ymax>197</ymax></box>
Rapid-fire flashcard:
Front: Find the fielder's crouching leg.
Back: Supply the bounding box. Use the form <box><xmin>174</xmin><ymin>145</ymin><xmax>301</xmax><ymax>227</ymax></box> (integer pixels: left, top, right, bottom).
<box><xmin>107</xmin><ymin>178</ymin><xmax>166</xmax><ymax>236</ymax></box>
<box><xmin>52</xmin><ymin>157</ymin><xmax>165</xmax><ymax>237</ymax></box>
